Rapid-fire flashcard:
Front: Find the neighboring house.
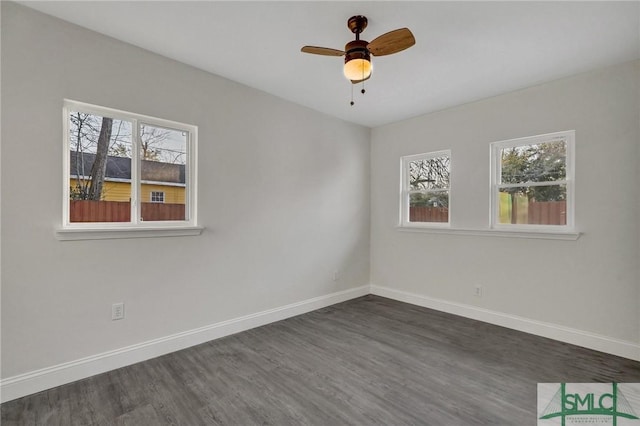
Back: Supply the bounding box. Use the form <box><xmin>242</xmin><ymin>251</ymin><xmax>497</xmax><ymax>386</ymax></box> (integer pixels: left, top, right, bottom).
<box><xmin>69</xmin><ymin>151</ymin><xmax>185</xmax><ymax>204</ymax></box>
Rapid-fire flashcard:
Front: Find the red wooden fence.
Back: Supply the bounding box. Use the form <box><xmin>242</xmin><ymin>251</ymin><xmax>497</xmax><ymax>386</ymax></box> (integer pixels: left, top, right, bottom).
<box><xmin>409</xmin><ymin>207</ymin><xmax>448</xmax><ymax>223</ymax></box>
<box><xmin>410</xmin><ymin>200</ymin><xmax>566</xmax><ymax>225</ymax></box>
<box><xmin>70</xmin><ymin>200</ymin><xmax>130</xmax><ymax>222</ymax></box>
<box><xmin>527</xmin><ymin>200</ymin><xmax>566</xmax><ymax>225</ymax></box>
<box><xmin>141</xmin><ymin>202</ymin><xmax>185</xmax><ymax>221</ymax></box>
<box><xmin>70</xmin><ymin>200</ymin><xmax>185</xmax><ymax>222</ymax></box>
<box><xmin>71</xmin><ymin>200</ymin><xmax>563</xmax><ymax>225</ymax></box>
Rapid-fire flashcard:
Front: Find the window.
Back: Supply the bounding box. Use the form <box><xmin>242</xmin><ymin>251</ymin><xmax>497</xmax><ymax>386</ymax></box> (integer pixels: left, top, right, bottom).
<box><xmin>490</xmin><ymin>130</ymin><xmax>574</xmax><ymax>230</ymax></box>
<box><xmin>63</xmin><ymin>100</ymin><xmax>197</xmax><ymax>230</ymax></box>
<box><xmin>400</xmin><ymin>150</ymin><xmax>451</xmax><ymax>227</ymax></box>
<box><xmin>150</xmin><ymin>191</ymin><xmax>165</xmax><ymax>203</ymax></box>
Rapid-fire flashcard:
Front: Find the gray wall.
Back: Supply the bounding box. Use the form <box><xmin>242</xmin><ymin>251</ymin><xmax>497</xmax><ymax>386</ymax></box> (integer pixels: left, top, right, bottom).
<box><xmin>371</xmin><ymin>60</ymin><xmax>639</xmax><ymax>344</ymax></box>
<box><xmin>2</xmin><ymin>0</ymin><xmax>639</xmax><ymax>389</ymax></box>
<box><xmin>1</xmin><ymin>3</ymin><xmax>371</xmax><ymax>379</ymax></box>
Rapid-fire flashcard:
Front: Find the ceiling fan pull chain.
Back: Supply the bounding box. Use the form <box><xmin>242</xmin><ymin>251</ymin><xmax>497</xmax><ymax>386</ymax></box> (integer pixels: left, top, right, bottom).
<box><xmin>350</xmin><ymin>83</ymin><xmax>355</xmax><ymax>106</ymax></box>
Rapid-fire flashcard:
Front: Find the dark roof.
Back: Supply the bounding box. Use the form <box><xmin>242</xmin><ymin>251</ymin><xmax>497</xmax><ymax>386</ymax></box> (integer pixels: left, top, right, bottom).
<box><xmin>70</xmin><ymin>151</ymin><xmax>185</xmax><ymax>184</ymax></box>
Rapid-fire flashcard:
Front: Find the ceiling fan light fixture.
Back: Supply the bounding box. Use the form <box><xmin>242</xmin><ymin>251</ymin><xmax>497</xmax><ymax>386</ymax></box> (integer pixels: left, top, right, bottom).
<box><xmin>343</xmin><ymin>40</ymin><xmax>371</xmax><ymax>81</ymax></box>
<box><xmin>344</xmin><ymin>57</ymin><xmax>372</xmax><ymax>81</ymax></box>
<box><xmin>301</xmin><ymin>15</ymin><xmax>415</xmax><ymax>92</ymax></box>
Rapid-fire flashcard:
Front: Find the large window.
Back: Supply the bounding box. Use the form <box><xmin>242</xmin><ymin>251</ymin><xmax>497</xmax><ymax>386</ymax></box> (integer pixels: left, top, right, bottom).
<box><xmin>400</xmin><ymin>150</ymin><xmax>451</xmax><ymax>226</ymax></box>
<box><xmin>490</xmin><ymin>130</ymin><xmax>574</xmax><ymax>230</ymax></box>
<box><xmin>63</xmin><ymin>100</ymin><xmax>197</xmax><ymax>229</ymax></box>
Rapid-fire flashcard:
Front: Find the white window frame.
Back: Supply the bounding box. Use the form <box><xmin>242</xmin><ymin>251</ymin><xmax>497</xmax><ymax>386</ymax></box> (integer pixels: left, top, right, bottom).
<box><xmin>58</xmin><ymin>99</ymin><xmax>200</xmax><ymax>240</ymax></box>
<box><xmin>150</xmin><ymin>191</ymin><xmax>165</xmax><ymax>203</ymax></box>
<box><xmin>400</xmin><ymin>150</ymin><xmax>451</xmax><ymax>228</ymax></box>
<box><xmin>490</xmin><ymin>130</ymin><xmax>575</xmax><ymax>232</ymax></box>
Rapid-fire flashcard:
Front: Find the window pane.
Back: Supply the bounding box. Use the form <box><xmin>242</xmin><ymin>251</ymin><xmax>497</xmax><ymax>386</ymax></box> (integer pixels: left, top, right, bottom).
<box><xmin>409</xmin><ymin>192</ymin><xmax>449</xmax><ymax>223</ymax></box>
<box><xmin>497</xmin><ymin>185</ymin><xmax>567</xmax><ymax>225</ymax></box>
<box><xmin>139</xmin><ymin>124</ymin><xmax>187</xmax><ymax>221</ymax></box>
<box><xmin>150</xmin><ymin>191</ymin><xmax>165</xmax><ymax>203</ymax></box>
<box><xmin>68</xmin><ymin>112</ymin><xmax>132</xmax><ymax>223</ymax></box>
<box><xmin>500</xmin><ymin>140</ymin><xmax>566</xmax><ymax>184</ymax></box>
<box><xmin>409</xmin><ymin>155</ymin><xmax>450</xmax><ymax>190</ymax></box>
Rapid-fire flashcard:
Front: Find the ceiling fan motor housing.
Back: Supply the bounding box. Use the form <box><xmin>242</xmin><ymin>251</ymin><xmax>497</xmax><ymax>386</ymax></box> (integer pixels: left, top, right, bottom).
<box><xmin>344</xmin><ymin>40</ymin><xmax>370</xmax><ymax>64</ymax></box>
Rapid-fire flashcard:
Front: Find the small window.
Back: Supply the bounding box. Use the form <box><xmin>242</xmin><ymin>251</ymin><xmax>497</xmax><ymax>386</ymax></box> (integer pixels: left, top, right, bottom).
<box><xmin>490</xmin><ymin>131</ymin><xmax>574</xmax><ymax>230</ymax></box>
<box><xmin>400</xmin><ymin>150</ymin><xmax>451</xmax><ymax>227</ymax></box>
<box><xmin>63</xmin><ymin>100</ymin><xmax>197</xmax><ymax>229</ymax></box>
<box><xmin>150</xmin><ymin>191</ymin><xmax>165</xmax><ymax>203</ymax></box>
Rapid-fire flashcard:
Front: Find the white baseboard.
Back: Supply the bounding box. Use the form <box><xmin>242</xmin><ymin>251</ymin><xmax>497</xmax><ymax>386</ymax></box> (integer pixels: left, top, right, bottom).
<box><xmin>370</xmin><ymin>285</ymin><xmax>640</xmax><ymax>362</ymax></box>
<box><xmin>0</xmin><ymin>285</ymin><xmax>370</xmax><ymax>403</ymax></box>
<box><xmin>3</xmin><ymin>284</ymin><xmax>637</xmax><ymax>403</ymax></box>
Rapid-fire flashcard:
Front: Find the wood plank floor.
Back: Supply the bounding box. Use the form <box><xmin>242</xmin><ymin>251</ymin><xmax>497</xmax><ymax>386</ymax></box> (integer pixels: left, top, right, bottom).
<box><xmin>2</xmin><ymin>295</ymin><xmax>640</xmax><ymax>425</ymax></box>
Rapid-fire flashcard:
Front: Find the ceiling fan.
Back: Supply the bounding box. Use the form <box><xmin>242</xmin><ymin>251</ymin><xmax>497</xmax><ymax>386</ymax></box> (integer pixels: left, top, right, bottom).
<box><xmin>301</xmin><ymin>15</ymin><xmax>415</xmax><ymax>99</ymax></box>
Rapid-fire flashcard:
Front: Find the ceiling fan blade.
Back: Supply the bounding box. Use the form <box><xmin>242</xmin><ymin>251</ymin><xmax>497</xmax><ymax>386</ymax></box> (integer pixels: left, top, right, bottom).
<box><xmin>301</xmin><ymin>46</ymin><xmax>345</xmax><ymax>56</ymax></box>
<box><xmin>367</xmin><ymin>28</ymin><xmax>415</xmax><ymax>56</ymax></box>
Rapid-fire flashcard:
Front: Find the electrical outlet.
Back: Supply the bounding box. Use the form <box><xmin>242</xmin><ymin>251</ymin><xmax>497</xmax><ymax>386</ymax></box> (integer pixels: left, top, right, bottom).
<box><xmin>332</xmin><ymin>270</ymin><xmax>339</xmax><ymax>282</ymax></box>
<box><xmin>112</xmin><ymin>302</ymin><xmax>125</xmax><ymax>320</ymax></box>
<box><xmin>474</xmin><ymin>285</ymin><xmax>483</xmax><ymax>297</ymax></box>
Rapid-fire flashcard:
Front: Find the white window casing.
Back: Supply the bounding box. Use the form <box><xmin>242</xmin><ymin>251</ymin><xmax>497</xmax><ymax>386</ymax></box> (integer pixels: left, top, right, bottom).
<box><xmin>490</xmin><ymin>130</ymin><xmax>575</xmax><ymax>232</ymax></box>
<box><xmin>399</xmin><ymin>150</ymin><xmax>451</xmax><ymax>228</ymax></box>
<box><xmin>58</xmin><ymin>99</ymin><xmax>201</xmax><ymax>240</ymax></box>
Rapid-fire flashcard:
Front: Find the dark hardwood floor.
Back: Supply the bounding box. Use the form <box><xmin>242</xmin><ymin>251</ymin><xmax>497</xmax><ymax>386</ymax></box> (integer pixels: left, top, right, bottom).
<box><xmin>2</xmin><ymin>295</ymin><xmax>640</xmax><ymax>425</ymax></box>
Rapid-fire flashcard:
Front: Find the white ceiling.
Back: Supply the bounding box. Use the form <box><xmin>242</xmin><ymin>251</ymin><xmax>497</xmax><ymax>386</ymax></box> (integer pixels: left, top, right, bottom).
<box><xmin>19</xmin><ymin>1</ymin><xmax>640</xmax><ymax>128</ymax></box>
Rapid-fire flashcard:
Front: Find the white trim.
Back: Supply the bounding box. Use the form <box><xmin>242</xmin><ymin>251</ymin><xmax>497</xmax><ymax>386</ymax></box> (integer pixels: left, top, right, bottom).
<box><xmin>370</xmin><ymin>285</ymin><xmax>639</xmax><ymax>362</ymax></box>
<box><xmin>497</xmin><ymin>180</ymin><xmax>569</xmax><ymax>189</ymax></box>
<box><xmin>0</xmin><ymin>285</ymin><xmax>370</xmax><ymax>403</ymax></box>
<box><xmin>399</xmin><ymin>150</ymin><xmax>451</xmax><ymax>227</ymax></box>
<box><xmin>131</xmin><ymin>119</ymin><xmax>140</xmax><ymax>222</ymax></box>
<box><xmin>62</xmin><ymin>106</ymin><xmax>71</xmax><ymax>225</ymax></box>
<box><xmin>64</xmin><ymin>99</ymin><xmax>193</xmax><ymax>132</ymax></box>
<box><xmin>2</xmin><ymin>283</ymin><xmax>636</xmax><ymax>402</ymax></box>
<box><xmin>55</xmin><ymin>226</ymin><xmax>205</xmax><ymax>241</ymax></box>
<box><xmin>489</xmin><ymin>130</ymin><xmax>575</xmax><ymax>231</ymax></box>
<box><xmin>63</xmin><ymin>99</ymin><xmax>197</xmax><ymax>230</ymax></box>
<box><xmin>396</xmin><ymin>226</ymin><xmax>581</xmax><ymax>240</ymax></box>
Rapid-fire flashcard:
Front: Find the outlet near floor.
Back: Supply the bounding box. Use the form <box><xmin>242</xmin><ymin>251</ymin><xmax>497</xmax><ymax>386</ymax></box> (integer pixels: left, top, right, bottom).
<box><xmin>112</xmin><ymin>302</ymin><xmax>125</xmax><ymax>320</ymax></box>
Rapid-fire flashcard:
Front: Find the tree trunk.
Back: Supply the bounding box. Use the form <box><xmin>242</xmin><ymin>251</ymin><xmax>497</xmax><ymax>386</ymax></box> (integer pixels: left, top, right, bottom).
<box><xmin>87</xmin><ymin>117</ymin><xmax>113</xmax><ymax>200</ymax></box>
<box><xmin>74</xmin><ymin>113</ymin><xmax>87</xmax><ymax>198</ymax></box>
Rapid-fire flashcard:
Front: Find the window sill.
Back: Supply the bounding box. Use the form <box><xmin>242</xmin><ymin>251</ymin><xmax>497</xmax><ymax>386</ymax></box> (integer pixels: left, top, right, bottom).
<box><xmin>55</xmin><ymin>226</ymin><xmax>204</xmax><ymax>241</ymax></box>
<box><xmin>396</xmin><ymin>226</ymin><xmax>580</xmax><ymax>240</ymax></box>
